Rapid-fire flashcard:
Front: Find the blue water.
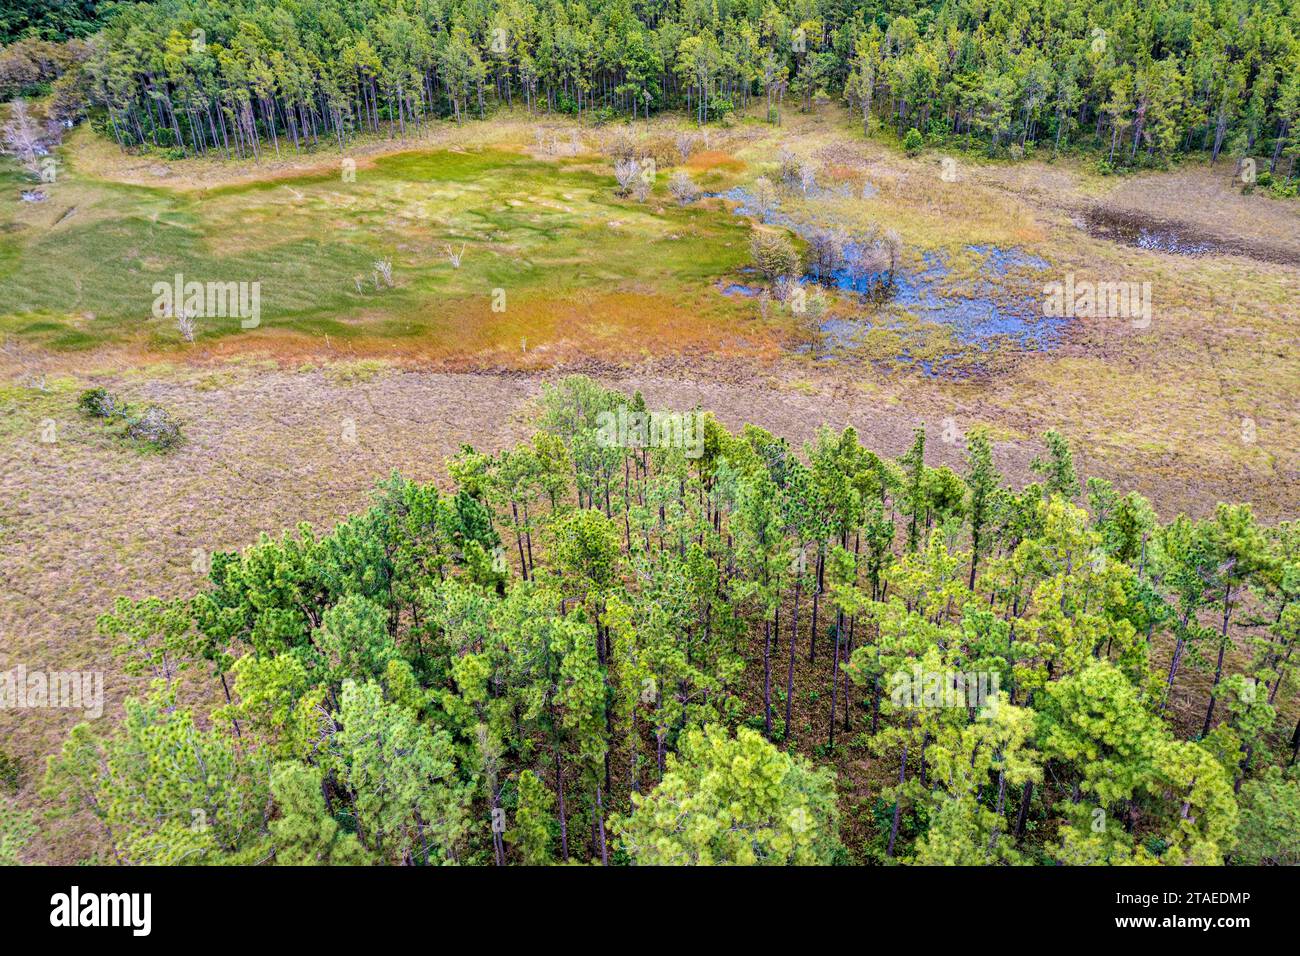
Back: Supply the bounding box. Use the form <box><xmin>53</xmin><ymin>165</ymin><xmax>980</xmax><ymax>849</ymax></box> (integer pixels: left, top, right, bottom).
<box><xmin>709</xmin><ymin>187</ymin><xmax>1062</xmax><ymax>372</ymax></box>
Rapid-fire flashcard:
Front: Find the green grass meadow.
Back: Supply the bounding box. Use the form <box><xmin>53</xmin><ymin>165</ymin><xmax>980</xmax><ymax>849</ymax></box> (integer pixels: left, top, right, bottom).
<box><xmin>0</xmin><ymin>143</ymin><xmax>758</xmax><ymax>357</ymax></box>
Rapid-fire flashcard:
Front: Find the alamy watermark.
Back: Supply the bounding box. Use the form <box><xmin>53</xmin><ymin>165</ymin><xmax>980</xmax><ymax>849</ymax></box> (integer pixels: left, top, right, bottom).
<box><xmin>152</xmin><ymin>273</ymin><xmax>261</xmax><ymax>329</ymax></box>
<box><xmin>595</xmin><ymin>405</ymin><xmax>705</xmax><ymax>459</ymax></box>
<box><xmin>50</xmin><ymin>886</ymin><xmax>151</xmax><ymax>936</ymax></box>
<box><xmin>1043</xmin><ymin>273</ymin><xmax>1151</xmax><ymax>328</ymax></box>
<box><xmin>889</xmin><ymin>667</ymin><xmax>1000</xmax><ymax>716</ymax></box>
<box><xmin>1</xmin><ymin>664</ymin><xmax>103</xmax><ymax>718</ymax></box>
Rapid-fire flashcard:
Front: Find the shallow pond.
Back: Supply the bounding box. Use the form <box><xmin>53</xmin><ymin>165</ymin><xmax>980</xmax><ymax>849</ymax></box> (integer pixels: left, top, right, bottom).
<box><xmin>710</xmin><ymin>187</ymin><xmax>1063</xmax><ymax>372</ymax></box>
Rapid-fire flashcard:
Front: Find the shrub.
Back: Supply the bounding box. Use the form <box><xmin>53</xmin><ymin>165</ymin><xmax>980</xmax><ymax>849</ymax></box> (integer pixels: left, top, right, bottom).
<box><xmin>125</xmin><ymin>405</ymin><xmax>184</xmax><ymax>451</ymax></box>
<box><xmin>1250</xmin><ymin>170</ymin><xmax>1299</xmax><ymax>198</ymax></box>
<box><xmin>674</xmin><ymin>131</ymin><xmax>699</xmax><ymax>163</ymax></box>
<box><xmin>554</xmin><ymin>90</ymin><xmax>578</xmax><ymax>114</ymax></box>
<box><xmin>77</xmin><ymin>387</ymin><xmax>117</xmax><ymax>419</ymax></box>
<box><xmin>636</xmin><ymin>135</ymin><xmax>681</xmax><ymax>169</ymax></box>
<box><xmin>604</xmin><ymin>128</ymin><xmax>638</xmax><ymax>163</ymax></box>
<box><xmin>613</xmin><ymin>157</ymin><xmax>641</xmax><ymax>196</ymax></box>
<box><xmin>748</xmin><ymin>177</ymin><xmax>778</xmax><ymax>220</ymax></box>
<box><xmin>902</xmin><ymin>128</ymin><xmax>924</xmax><ymax>156</ymax></box>
<box><xmin>0</xmin><ymin>749</ymin><xmax>20</xmax><ymax>794</ymax></box>
<box><xmin>750</xmin><ymin>230</ymin><xmax>800</xmax><ymax>280</ymax></box>
<box><xmin>605</xmin><ymin>131</ymin><xmax>677</xmax><ymax>171</ymax></box>
<box><xmin>927</xmin><ymin>116</ymin><xmax>953</xmax><ymax>138</ymax></box>
<box><xmin>776</xmin><ymin>148</ymin><xmax>802</xmax><ymax>187</ymax></box>
<box><xmin>78</xmin><ymin>387</ymin><xmax>185</xmax><ymax>450</ymax></box>
<box><xmin>705</xmin><ymin>96</ymin><xmax>734</xmax><ymax>121</ymax></box>
<box><xmin>668</xmin><ymin>170</ymin><xmax>699</xmax><ymax>205</ymax></box>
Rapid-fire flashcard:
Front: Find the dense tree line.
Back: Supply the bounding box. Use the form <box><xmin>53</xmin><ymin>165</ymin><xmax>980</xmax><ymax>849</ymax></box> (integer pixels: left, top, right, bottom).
<box><xmin>16</xmin><ymin>376</ymin><xmax>1299</xmax><ymax>865</ymax></box>
<box><xmin>0</xmin><ymin>0</ymin><xmax>122</xmax><ymax>46</ymax></box>
<box><xmin>0</xmin><ymin>37</ymin><xmax>91</xmax><ymax>101</ymax></box>
<box><xmin>21</xmin><ymin>0</ymin><xmax>1284</xmax><ymax>176</ymax></box>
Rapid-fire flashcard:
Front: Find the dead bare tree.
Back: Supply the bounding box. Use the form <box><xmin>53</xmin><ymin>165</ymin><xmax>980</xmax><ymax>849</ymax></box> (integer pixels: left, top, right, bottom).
<box><xmin>675</xmin><ymin>131</ymin><xmax>699</xmax><ymax>163</ymax></box>
<box><xmin>1</xmin><ymin>99</ymin><xmax>43</xmax><ymax>177</ymax></box>
<box><xmin>798</xmin><ymin>161</ymin><xmax>816</xmax><ymax>195</ymax></box>
<box><xmin>749</xmin><ymin>177</ymin><xmax>778</xmax><ymax>220</ymax></box>
<box><xmin>668</xmin><ymin>170</ymin><xmax>700</xmax><ymax>205</ymax></box>
<box><xmin>614</xmin><ymin>158</ymin><xmax>641</xmax><ymax>196</ymax></box>
<box><xmin>177</xmin><ymin>305</ymin><xmax>198</xmax><ymax>342</ymax></box>
<box><xmin>805</xmin><ymin>226</ymin><xmax>848</xmax><ymax>283</ymax></box>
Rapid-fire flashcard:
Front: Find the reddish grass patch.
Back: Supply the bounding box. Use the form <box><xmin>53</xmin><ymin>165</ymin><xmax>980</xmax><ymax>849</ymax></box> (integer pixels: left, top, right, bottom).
<box><xmin>121</xmin><ymin>289</ymin><xmax>792</xmax><ymax>372</ymax></box>
<box><xmin>687</xmin><ymin>150</ymin><xmax>746</xmax><ymax>173</ymax></box>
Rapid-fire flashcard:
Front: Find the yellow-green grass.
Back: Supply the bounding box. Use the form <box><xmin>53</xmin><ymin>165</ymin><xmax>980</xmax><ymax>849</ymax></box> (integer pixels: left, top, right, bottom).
<box><xmin>0</xmin><ymin>132</ymin><xmax>786</xmax><ymax>365</ymax></box>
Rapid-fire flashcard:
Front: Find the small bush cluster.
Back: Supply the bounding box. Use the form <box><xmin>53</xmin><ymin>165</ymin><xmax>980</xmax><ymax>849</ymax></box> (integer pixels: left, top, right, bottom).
<box><xmin>668</xmin><ymin>169</ymin><xmax>700</xmax><ymax>205</ymax></box>
<box><xmin>125</xmin><ymin>406</ymin><xmax>184</xmax><ymax>450</ymax></box>
<box><xmin>749</xmin><ymin>230</ymin><xmax>801</xmax><ymax>281</ymax></box>
<box><xmin>0</xmin><ymin>749</ymin><xmax>21</xmax><ymax>794</ymax></box>
<box><xmin>77</xmin><ymin>387</ymin><xmax>118</xmax><ymax>419</ymax></box>
<box><xmin>603</xmin><ymin>129</ymin><xmax>678</xmax><ymax>170</ymax></box>
<box><xmin>1248</xmin><ymin>170</ymin><xmax>1299</xmax><ymax>199</ymax></box>
<box><xmin>77</xmin><ymin>388</ymin><xmax>184</xmax><ymax>452</ymax></box>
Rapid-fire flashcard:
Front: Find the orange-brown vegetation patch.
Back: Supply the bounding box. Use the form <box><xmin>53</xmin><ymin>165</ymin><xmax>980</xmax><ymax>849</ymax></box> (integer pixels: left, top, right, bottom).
<box><xmin>687</xmin><ymin>149</ymin><xmax>746</xmax><ymax>173</ymax></box>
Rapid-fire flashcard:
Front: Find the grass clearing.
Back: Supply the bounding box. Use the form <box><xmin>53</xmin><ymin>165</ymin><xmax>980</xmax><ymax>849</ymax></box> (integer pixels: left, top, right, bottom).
<box><xmin>0</xmin><ymin>128</ymin><xmax>782</xmax><ymax>365</ymax></box>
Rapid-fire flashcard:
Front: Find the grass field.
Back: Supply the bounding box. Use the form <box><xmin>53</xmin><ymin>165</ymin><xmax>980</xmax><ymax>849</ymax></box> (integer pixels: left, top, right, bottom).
<box><xmin>1</xmin><ymin>106</ymin><xmax>1296</xmax><ymax>862</ymax></box>
<box><xmin>0</xmin><ymin>124</ymin><xmax>790</xmax><ymax>365</ymax></box>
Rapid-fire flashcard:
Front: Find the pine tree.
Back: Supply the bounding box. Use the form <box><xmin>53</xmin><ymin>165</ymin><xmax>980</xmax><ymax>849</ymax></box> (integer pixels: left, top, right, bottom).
<box><xmin>506</xmin><ymin>769</ymin><xmax>556</xmax><ymax>865</ymax></box>
<box><xmin>610</xmin><ymin>724</ymin><xmax>839</xmax><ymax>865</ymax></box>
<box><xmin>269</xmin><ymin>762</ymin><xmax>369</xmax><ymax>865</ymax></box>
